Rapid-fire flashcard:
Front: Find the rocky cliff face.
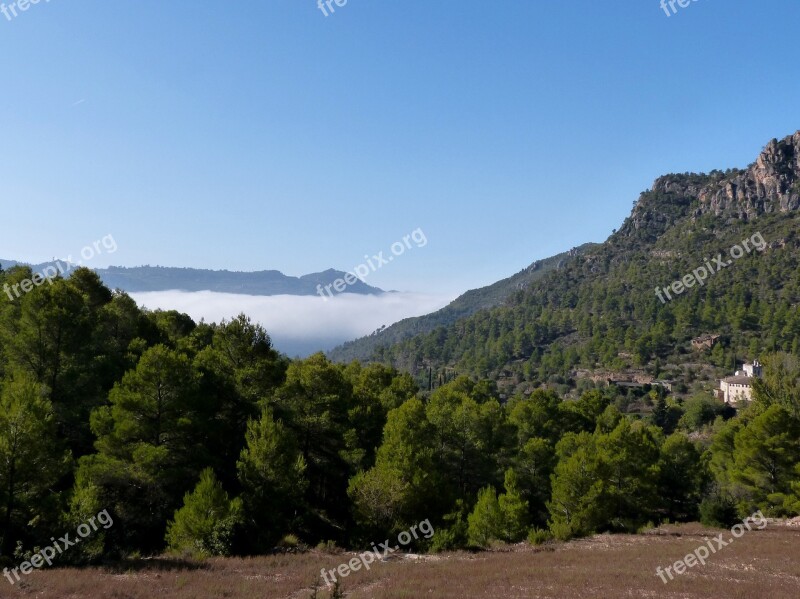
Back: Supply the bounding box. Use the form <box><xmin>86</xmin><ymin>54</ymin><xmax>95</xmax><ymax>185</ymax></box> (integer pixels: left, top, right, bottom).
<box><xmin>622</xmin><ymin>131</ymin><xmax>800</xmax><ymax>240</ymax></box>
<box><xmin>697</xmin><ymin>131</ymin><xmax>800</xmax><ymax>217</ymax></box>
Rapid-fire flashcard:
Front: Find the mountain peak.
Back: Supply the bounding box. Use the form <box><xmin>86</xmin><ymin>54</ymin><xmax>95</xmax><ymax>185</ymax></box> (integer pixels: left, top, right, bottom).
<box><xmin>621</xmin><ymin>131</ymin><xmax>800</xmax><ymax>243</ymax></box>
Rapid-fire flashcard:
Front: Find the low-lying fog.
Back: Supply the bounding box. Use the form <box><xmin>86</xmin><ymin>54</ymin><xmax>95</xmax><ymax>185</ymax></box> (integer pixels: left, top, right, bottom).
<box><xmin>130</xmin><ymin>290</ymin><xmax>455</xmax><ymax>357</ymax></box>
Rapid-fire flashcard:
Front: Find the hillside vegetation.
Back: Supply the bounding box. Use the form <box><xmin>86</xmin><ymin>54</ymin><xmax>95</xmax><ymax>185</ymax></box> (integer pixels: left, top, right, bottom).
<box><xmin>1</xmin><ymin>262</ymin><xmax>800</xmax><ymax>563</ymax></box>
<box><xmin>329</xmin><ymin>244</ymin><xmax>597</xmax><ymax>364</ymax></box>
<box><xmin>352</xmin><ymin>133</ymin><xmax>800</xmax><ymax>394</ymax></box>
<box><xmin>1</xmin><ymin>133</ymin><xmax>799</xmax><ymax>593</ymax></box>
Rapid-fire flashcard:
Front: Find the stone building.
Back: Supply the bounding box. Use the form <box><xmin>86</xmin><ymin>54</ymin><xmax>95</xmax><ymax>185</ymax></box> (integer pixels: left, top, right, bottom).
<box><xmin>692</xmin><ymin>334</ymin><xmax>721</xmax><ymax>351</ymax></box>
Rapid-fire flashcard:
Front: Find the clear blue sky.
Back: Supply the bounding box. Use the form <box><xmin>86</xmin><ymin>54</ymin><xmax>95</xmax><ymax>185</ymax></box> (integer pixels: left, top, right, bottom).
<box><xmin>1</xmin><ymin>0</ymin><xmax>798</xmax><ymax>295</ymax></box>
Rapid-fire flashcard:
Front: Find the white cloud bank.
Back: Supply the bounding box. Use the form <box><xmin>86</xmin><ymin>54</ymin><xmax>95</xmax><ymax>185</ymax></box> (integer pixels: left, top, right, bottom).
<box><xmin>130</xmin><ymin>291</ymin><xmax>455</xmax><ymax>357</ymax></box>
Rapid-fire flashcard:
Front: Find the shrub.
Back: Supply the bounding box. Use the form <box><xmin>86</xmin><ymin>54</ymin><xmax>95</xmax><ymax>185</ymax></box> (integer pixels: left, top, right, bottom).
<box><xmin>699</xmin><ymin>494</ymin><xmax>739</xmax><ymax>528</ymax></box>
<box><xmin>165</xmin><ymin>468</ymin><xmax>244</xmax><ymax>557</ymax></box>
<box><xmin>467</xmin><ymin>487</ymin><xmax>503</xmax><ymax>547</ymax></box>
<box><xmin>316</xmin><ymin>540</ymin><xmax>342</xmax><ymax>554</ymax></box>
<box><xmin>429</xmin><ymin>500</ymin><xmax>469</xmax><ymax>552</ymax></box>
<box><xmin>278</xmin><ymin>534</ymin><xmax>308</xmax><ymax>552</ymax></box>
<box><xmin>549</xmin><ymin>520</ymin><xmax>576</xmax><ymax>542</ymax></box>
<box><xmin>467</xmin><ymin>470</ymin><xmax>532</xmax><ymax>548</ymax></box>
<box><xmin>527</xmin><ymin>528</ymin><xmax>552</xmax><ymax>545</ymax></box>
<box><xmin>498</xmin><ymin>470</ymin><xmax>530</xmax><ymax>542</ymax></box>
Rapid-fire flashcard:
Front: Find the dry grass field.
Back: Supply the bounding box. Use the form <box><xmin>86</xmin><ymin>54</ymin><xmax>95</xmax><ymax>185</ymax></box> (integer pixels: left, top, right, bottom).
<box><xmin>3</xmin><ymin>521</ymin><xmax>799</xmax><ymax>599</ymax></box>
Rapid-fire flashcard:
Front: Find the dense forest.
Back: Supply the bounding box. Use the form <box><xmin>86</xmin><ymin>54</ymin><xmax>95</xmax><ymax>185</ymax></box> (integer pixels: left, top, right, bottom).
<box><xmin>328</xmin><ymin>244</ymin><xmax>597</xmax><ymax>364</ymax></box>
<box><xmin>1</xmin><ymin>264</ymin><xmax>799</xmax><ymax>565</ymax></box>
<box><xmin>368</xmin><ymin>211</ymin><xmax>800</xmax><ymax>387</ymax></box>
<box><xmin>332</xmin><ymin>134</ymin><xmax>800</xmax><ymax>394</ymax></box>
<box><xmin>345</xmin><ymin>177</ymin><xmax>800</xmax><ymax>396</ymax></box>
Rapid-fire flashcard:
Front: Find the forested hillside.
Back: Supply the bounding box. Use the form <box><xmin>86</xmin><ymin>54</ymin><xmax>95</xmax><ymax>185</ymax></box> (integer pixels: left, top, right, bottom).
<box><xmin>1</xmin><ymin>261</ymin><xmax>800</xmax><ymax>562</ymax></box>
<box><xmin>359</xmin><ymin>133</ymin><xmax>800</xmax><ymax>393</ymax></box>
<box><xmin>329</xmin><ymin>244</ymin><xmax>597</xmax><ymax>364</ymax></box>
<box><xmin>2</xmin><ymin>132</ymin><xmax>800</xmax><ymax>566</ymax></box>
<box><xmin>0</xmin><ymin>268</ymin><xmax>800</xmax><ymax>563</ymax></box>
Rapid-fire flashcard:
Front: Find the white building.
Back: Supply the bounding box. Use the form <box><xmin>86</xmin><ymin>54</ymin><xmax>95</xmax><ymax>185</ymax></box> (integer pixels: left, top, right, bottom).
<box><xmin>741</xmin><ymin>361</ymin><xmax>763</xmax><ymax>378</ymax></box>
<box><xmin>719</xmin><ymin>361</ymin><xmax>762</xmax><ymax>406</ymax></box>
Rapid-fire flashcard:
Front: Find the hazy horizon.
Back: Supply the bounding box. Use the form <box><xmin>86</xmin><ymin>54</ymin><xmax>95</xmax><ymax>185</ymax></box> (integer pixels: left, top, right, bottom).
<box><xmin>130</xmin><ymin>289</ymin><xmax>456</xmax><ymax>357</ymax></box>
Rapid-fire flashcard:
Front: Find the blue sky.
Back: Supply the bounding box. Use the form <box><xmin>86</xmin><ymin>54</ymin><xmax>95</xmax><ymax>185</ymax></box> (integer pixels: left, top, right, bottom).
<box><xmin>1</xmin><ymin>0</ymin><xmax>799</xmax><ymax>295</ymax></box>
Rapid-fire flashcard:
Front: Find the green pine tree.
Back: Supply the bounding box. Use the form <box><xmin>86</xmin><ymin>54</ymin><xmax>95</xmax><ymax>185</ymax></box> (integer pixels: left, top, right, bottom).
<box><xmin>467</xmin><ymin>486</ymin><xmax>503</xmax><ymax>547</ymax></box>
<box><xmin>237</xmin><ymin>408</ymin><xmax>307</xmax><ymax>551</ymax></box>
<box><xmin>498</xmin><ymin>469</ymin><xmax>530</xmax><ymax>541</ymax></box>
<box><xmin>0</xmin><ymin>373</ymin><xmax>72</xmax><ymax>555</ymax></box>
<box><xmin>166</xmin><ymin>468</ymin><xmax>243</xmax><ymax>557</ymax></box>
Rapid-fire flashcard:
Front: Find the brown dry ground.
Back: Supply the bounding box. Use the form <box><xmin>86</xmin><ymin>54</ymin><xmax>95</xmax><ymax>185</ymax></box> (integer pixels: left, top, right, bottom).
<box><xmin>2</xmin><ymin>522</ymin><xmax>799</xmax><ymax>599</ymax></box>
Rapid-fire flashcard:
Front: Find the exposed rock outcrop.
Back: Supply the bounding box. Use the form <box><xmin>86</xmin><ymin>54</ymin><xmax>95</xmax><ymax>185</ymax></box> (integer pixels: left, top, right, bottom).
<box><xmin>698</xmin><ymin>131</ymin><xmax>800</xmax><ymax>217</ymax></box>
<box><xmin>621</xmin><ymin>131</ymin><xmax>800</xmax><ymax>240</ymax></box>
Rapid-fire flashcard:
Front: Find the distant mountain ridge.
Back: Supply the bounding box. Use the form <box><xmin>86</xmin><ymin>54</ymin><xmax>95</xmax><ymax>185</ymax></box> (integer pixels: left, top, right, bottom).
<box><xmin>0</xmin><ymin>262</ymin><xmax>384</xmax><ymax>297</ymax></box>
<box><xmin>328</xmin><ymin>244</ymin><xmax>597</xmax><ymax>363</ymax></box>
